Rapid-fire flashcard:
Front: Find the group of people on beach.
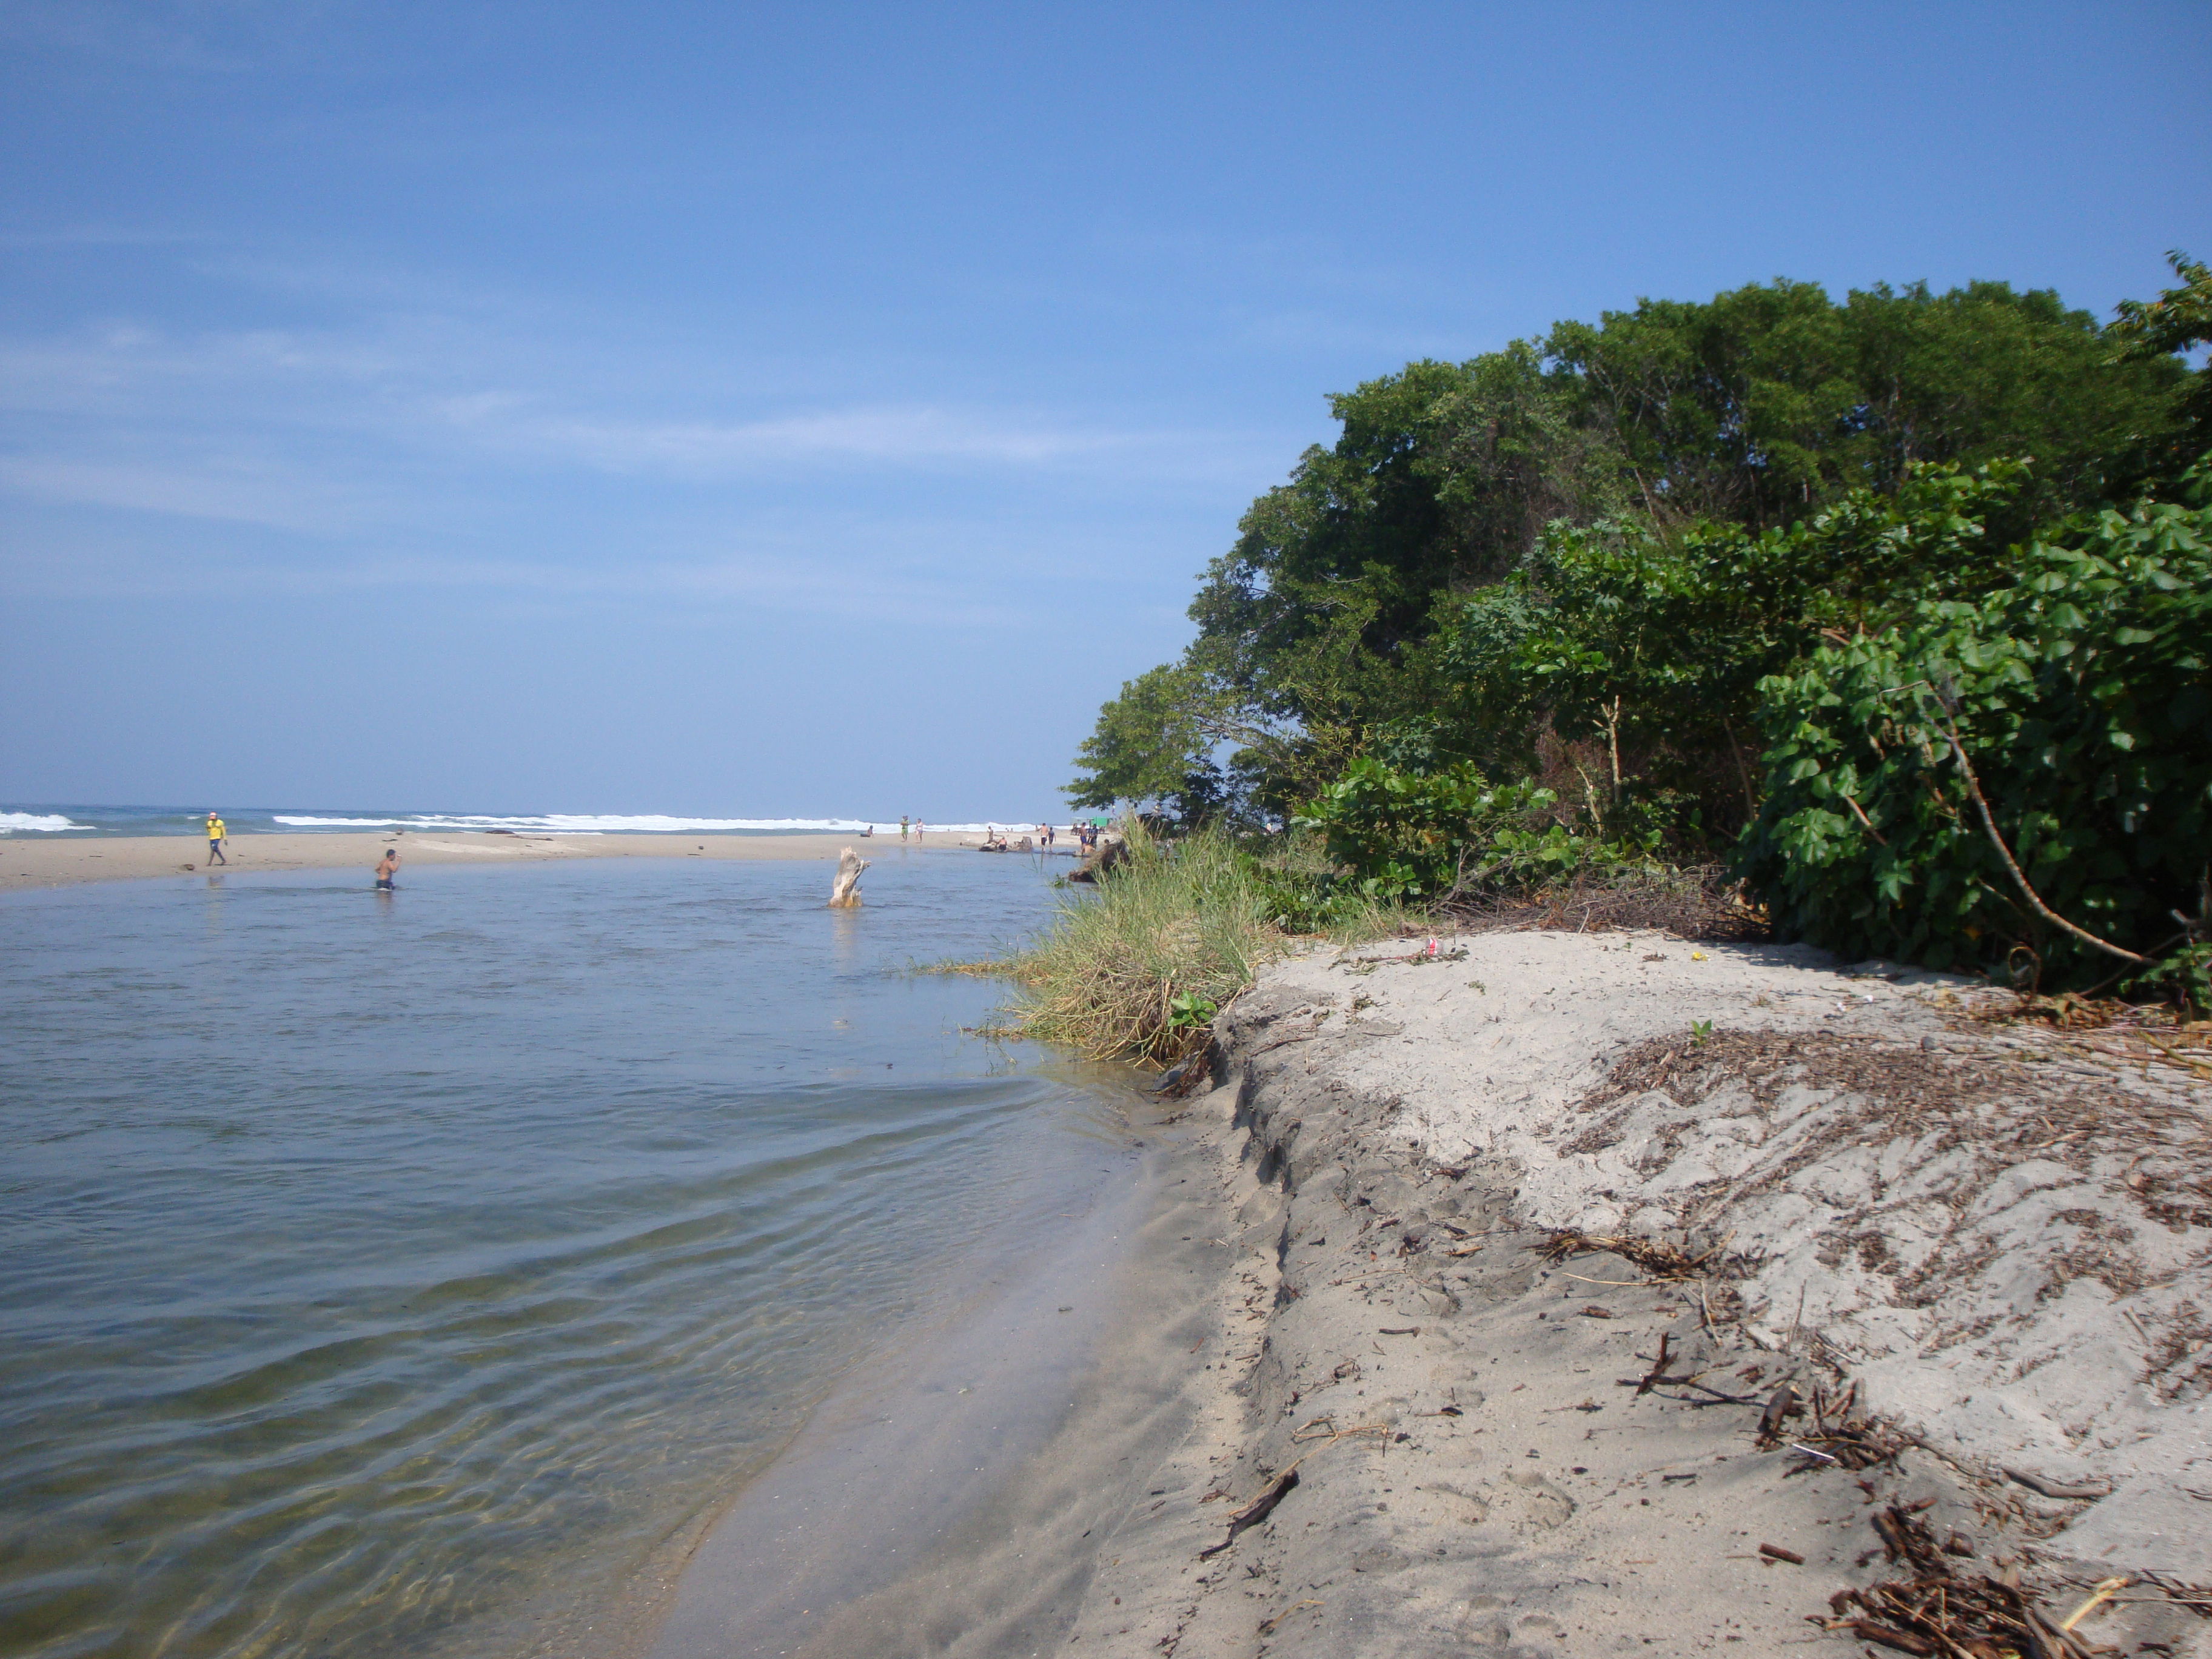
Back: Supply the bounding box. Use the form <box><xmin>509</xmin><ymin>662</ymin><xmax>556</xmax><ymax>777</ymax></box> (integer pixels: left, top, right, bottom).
<box><xmin>971</xmin><ymin>822</ymin><xmax>1107</xmax><ymax>852</ymax></box>
<box><xmin>201</xmin><ymin>809</ymin><xmax>400</xmax><ymax>890</ymax></box>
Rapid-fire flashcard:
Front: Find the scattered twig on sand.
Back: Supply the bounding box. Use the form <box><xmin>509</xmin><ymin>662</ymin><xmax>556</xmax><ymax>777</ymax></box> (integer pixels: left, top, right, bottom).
<box><xmin>1256</xmin><ymin>1600</ymin><xmax>1323</xmax><ymax>1637</ymax></box>
<box><xmin>1198</xmin><ymin>1467</ymin><xmax>1299</xmax><ymax>1559</ymax></box>
<box><xmin>2002</xmin><ymin>1466</ymin><xmax>2112</xmax><ymax>1501</ymax></box>
<box><xmin>1291</xmin><ymin>1416</ymin><xmax>1390</xmax><ymax>1445</ymax></box>
<box><xmin>1633</xmin><ymin>1331</ymin><xmax>1674</xmax><ymax>1396</ymax></box>
<box><xmin>2135</xmin><ymin>1572</ymin><xmax>2212</xmax><ymax>1615</ymax></box>
<box><xmin>1533</xmin><ymin>1228</ymin><xmax>1732</xmax><ymax>1282</ymax></box>
<box><xmin>1615</xmin><ymin>1350</ymin><xmax>1761</xmax><ymax>1408</ymax></box>
<box><xmin>1817</xmin><ymin>1503</ymin><xmax>2096</xmax><ymax>1658</ymax></box>
<box><xmin>1760</xmin><ymin>1543</ymin><xmax>1806</xmax><ymax>1565</ymax></box>
<box><xmin>1769</xmin><ymin>1381</ymin><xmax>1908</xmax><ymax>1472</ymax></box>
<box><xmin>2059</xmin><ymin>1577</ymin><xmax>2130</xmax><ymax>1632</ymax></box>
<box><xmin>1613</xmin><ymin>1327</ymin><xmax>1766</xmax><ymax>1407</ymax></box>
<box><xmin>1758</xmin><ymin>1382</ymin><xmax>1802</xmax><ymax>1443</ymax></box>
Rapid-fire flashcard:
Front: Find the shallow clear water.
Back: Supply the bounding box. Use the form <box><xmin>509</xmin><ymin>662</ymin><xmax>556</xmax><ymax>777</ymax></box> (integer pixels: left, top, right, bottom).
<box><xmin>0</xmin><ymin>854</ymin><xmax>1123</xmax><ymax>1659</ymax></box>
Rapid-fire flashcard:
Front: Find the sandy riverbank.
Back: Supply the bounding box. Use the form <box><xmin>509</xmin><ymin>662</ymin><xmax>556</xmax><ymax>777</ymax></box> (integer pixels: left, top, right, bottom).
<box><xmin>677</xmin><ymin>928</ymin><xmax>2212</xmax><ymax>1657</ymax></box>
<box><xmin>0</xmin><ymin>830</ymin><xmax>1065</xmax><ymax>893</ymax></box>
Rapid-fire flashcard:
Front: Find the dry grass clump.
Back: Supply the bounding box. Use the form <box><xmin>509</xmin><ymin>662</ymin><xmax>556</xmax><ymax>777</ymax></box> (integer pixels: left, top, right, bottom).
<box><xmin>984</xmin><ymin>826</ymin><xmax>1362</xmax><ymax>1067</ymax></box>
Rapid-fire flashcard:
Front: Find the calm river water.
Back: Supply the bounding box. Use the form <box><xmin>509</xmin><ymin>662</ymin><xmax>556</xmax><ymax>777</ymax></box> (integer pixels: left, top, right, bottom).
<box><xmin>0</xmin><ymin>852</ymin><xmax>1128</xmax><ymax>1659</ymax></box>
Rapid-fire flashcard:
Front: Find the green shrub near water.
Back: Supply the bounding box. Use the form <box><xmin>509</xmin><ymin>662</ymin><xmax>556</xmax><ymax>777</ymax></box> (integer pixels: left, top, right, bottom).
<box><xmin>1742</xmin><ymin>477</ymin><xmax>2212</xmax><ymax>1001</ymax></box>
<box><xmin>1294</xmin><ymin>756</ymin><xmax>1671</xmax><ymax>900</ymax></box>
<box><xmin>993</xmin><ymin>826</ymin><xmax>1399</xmax><ymax>1066</ymax></box>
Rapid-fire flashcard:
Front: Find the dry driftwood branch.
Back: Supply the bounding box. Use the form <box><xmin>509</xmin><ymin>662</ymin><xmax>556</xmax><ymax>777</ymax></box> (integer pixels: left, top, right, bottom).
<box><xmin>1199</xmin><ymin>1467</ymin><xmax>1299</xmax><ymax>1559</ymax></box>
<box><xmin>2003</xmin><ymin>1466</ymin><xmax>2111</xmax><ymax>1501</ymax></box>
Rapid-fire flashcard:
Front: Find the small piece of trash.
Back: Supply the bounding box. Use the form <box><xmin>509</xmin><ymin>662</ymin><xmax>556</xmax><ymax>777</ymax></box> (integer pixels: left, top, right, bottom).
<box><xmin>1057</xmin><ymin>1305</ymin><xmax>1073</xmax><ymax>1313</ymax></box>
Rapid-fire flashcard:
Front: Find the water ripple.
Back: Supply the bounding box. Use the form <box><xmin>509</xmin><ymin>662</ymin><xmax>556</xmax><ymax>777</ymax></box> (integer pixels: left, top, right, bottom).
<box><xmin>0</xmin><ymin>856</ymin><xmax>1113</xmax><ymax>1659</ymax></box>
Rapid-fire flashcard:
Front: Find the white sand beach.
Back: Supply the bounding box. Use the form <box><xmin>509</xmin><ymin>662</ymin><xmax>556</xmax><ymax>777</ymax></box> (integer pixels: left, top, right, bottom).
<box><xmin>0</xmin><ymin>828</ymin><xmax>1068</xmax><ymax>893</ymax></box>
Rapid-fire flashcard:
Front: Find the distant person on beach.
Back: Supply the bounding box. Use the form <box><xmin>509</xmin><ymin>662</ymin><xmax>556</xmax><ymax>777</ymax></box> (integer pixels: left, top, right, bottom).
<box><xmin>900</xmin><ymin>816</ymin><xmax>910</xmax><ymax>840</ymax></box>
<box><xmin>374</xmin><ymin>848</ymin><xmax>400</xmax><ymax>890</ymax></box>
<box><xmin>204</xmin><ymin>813</ymin><xmax>228</xmax><ymax>865</ymax></box>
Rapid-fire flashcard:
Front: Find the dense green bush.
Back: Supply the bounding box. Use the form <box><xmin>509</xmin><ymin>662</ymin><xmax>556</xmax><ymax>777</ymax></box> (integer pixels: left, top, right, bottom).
<box><xmin>1741</xmin><ymin>478</ymin><xmax>2211</xmax><ymax>997</ymax></box>
<box><xmin>1295</xmin><ymin>756</ymin><xmax>1664</xmax><ymax>899</ymax></box>
<box><xmin>1295</xmin><ymin>759</ymin><xmax>1544</xmax><ymax>897</ymax></box>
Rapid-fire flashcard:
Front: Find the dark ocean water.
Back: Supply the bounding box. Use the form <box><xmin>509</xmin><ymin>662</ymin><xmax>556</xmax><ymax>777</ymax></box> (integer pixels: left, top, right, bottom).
<box><xmin>0</xmin><ymin>854</ymin><xmax>1127</xmax><ymax>1659</ymax></box>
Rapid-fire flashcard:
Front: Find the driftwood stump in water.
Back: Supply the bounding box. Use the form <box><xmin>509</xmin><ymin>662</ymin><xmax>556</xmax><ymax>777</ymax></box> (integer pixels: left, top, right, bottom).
<box><xmin>829</xmin><ymin>845</ymin><xmax>868</xmax><ymax>907</ymax></box>
<box><xmin>1067</xmin><ymin>833</ymin><xmax>1128</xmax><ymax>884</ymax></box>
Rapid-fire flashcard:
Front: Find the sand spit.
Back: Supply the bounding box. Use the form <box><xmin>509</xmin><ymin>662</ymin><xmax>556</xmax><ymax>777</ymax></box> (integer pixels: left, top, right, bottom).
<box><xmin>1050</xmin><ymin>931</ymin><xmax>2211</xmax><ymax>1658</ymax></box>
<box><xmin>0</xmin><ymin>830</ymin><xmax>1014</xmax><ymax>891</ymax></box>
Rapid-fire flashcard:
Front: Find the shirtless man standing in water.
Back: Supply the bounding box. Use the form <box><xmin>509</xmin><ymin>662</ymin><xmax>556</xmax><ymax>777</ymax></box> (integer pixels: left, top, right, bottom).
<box><xmin>374</xmin><ymin>848</ymin><xmax>400</xmax><ymax>890</ymax></box>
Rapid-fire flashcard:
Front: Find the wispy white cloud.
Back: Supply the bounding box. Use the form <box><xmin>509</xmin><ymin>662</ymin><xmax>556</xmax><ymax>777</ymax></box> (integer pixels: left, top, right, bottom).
<box><xmin>447</xmin><ymin>401</ymin><xmax>1156</xmax><ymax>475</ymax></box>
<box><xmin>0</xmin><ymin>253</ymin><xmax>1269</xmax><ymax>628</ymax></box>
<box><xmin>0</xmin><ymin>532</ymin><xmax>1055</xmax><ymax>628</ymax></box>
<box><xmin>0</xmin><ymin>317</ymin><xmax>1247</xmax><ymax>488</ymax></box>
<box><xmin>0</xmin><ymin>454</ymin><xmax>364</xmax><ymax>532</ymax></box>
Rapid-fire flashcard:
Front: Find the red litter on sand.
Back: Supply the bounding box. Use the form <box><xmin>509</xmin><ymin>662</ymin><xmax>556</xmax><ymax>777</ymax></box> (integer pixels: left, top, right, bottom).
<box><xmin>1426</xmin><ymin>937</ymin><xmax>1438</xmax><ymax>956</ymax></box>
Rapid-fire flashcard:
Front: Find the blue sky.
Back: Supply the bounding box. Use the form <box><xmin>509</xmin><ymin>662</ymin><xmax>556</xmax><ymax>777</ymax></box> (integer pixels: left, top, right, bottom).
<box><xmin>2</xmin><ymin>1</ymin><xmax>2207</xmax><ymax>819</ymax></box>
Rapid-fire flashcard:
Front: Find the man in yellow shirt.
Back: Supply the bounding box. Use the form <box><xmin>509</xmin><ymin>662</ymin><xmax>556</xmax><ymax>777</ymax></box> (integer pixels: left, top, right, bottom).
<box><xmin>205</xmin><ymin>812</ymin><xmax>228</xmax><ymax>865</ymax></box>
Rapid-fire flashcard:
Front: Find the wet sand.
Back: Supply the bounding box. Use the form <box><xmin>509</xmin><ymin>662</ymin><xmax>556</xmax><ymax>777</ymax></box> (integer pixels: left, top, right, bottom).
<box><xmin>638</xmin><ymin>1085</ymin><xmax>1250</xmax><ymax>1659</ymax></box>
<box><xmin>0</xmin><ymin>830</ymin><xmax>1043</xmax><ymax>893</ymax></box>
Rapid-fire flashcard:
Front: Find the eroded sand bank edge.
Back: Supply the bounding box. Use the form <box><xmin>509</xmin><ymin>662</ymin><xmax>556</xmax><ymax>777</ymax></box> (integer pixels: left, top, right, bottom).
<box><xmin>1045</xmin><ymin>930</ymin><xmax>2211</xmax><ymax>1658</ymax></box>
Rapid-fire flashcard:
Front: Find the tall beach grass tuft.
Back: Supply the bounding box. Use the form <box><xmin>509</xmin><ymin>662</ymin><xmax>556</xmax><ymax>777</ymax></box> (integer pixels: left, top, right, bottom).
<box><xmin>983</xmin><ymin>824</ymin><xmax>1403</xmax><ymax>1067</ymax></box>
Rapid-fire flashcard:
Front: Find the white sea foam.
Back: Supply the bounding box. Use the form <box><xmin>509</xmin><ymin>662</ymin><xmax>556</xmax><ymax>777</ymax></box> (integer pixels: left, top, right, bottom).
<box><xmin>0</xmin><ymin>813</ymin><xmax>84</xmax><ymax>834</ymax></box>
<box><xmin>270</xmin><ymin>814</ymin><xmax>1067</xmax><ymax>835</ymax></box>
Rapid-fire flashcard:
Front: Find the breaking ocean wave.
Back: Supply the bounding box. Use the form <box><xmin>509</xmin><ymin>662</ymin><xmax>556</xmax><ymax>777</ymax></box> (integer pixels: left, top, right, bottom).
<box><xmin>0</xmin><ymin>813</ymin><xmax>84</xmax><ymax>834</ymax></box>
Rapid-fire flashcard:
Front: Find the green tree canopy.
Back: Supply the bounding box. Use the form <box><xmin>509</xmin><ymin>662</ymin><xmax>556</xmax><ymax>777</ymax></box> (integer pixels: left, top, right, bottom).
<box><xmin>1069</xmin><ymin>272</ymin><xmax>2193</xmax><ymax>824</ymax></box>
